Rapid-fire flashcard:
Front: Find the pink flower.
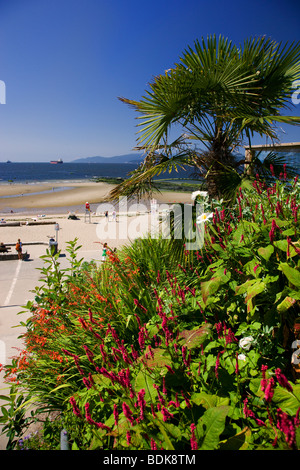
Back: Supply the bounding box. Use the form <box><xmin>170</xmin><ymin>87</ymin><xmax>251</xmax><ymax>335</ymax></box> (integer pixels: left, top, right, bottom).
<box><xmin>113</xmin><ymin>404</ymin><xmax>119</xmax><ymax>426</ymax></box>
<box><xmin>225</xmin><ymin>328</ymin><xmax>238</xmax><ymax>345</ymax></box>
<box><xmin>69</xmin><ymin>396</ymin><xmax>82</xmax><ymax>418</ymax></box>
<box><xmin>275</xmin><ymin>368</ymin><xmax>293</xmax><ymax>393</ymax></box>
<box><xmin>243</xmin><ymin>398</ymin><xmax>266</xmax><ymax>427</ymax></box>
<box><xmin>153</xmin><ymin>384</ymin><xmax>165</xmax><ymax>405</ymax></box>
<box><xmin>130</xmin><ymin>345</ymin><xmax>139</xmax><ymax>361</ymax></box>
<box><xmin>83</xmin><ymin>345</ymin><xmax>94</xmax><ymax>363</ymax></box>
<box><xmin>151</xmin><ymin>438</ymin><xmax>157</xmax><ymax>450</ymax></box>
<box><xmin>82</xmin><ymin>377</ymin><xmax>92</xmax><ymax>389</ymax></box>
<box><xmin>165</xmin><ymin>365</ymin><xmax>175</xmax><ymax>374</ymax></box>
<box><xmin>99</xmin><ymin>344</ymin><xmax>107</xmax><ymax>362</ymax></box>
<box><xmin>287</xmin><ymin>237</ymin><xmax>292</xmax><ymax>258</ymax></box>
<box><xmin>138</xmin><ymin>328</ymin><xmax>145</xmax><ymax>350</ymax></box>
<box><xmin>122</xmin><ymin>402</ymin><xmax>135</xmax><ymax>426</ymax></box>
<box><xmin>161</xmin><ymin>406</ymin><xmax>174</xmax><ymax>422</ymax></box>
<box><xmin>88</xmin><ymin>308</ymin><xmax>97</xmax><ymax>324</ymax></box>
<box><xmin>137</xmin><ymin>388</ymin><xmax>146</xmax><ymax>420</ymax></box>
<box><xmin>190</xmin><ymin>423</ymin><xmax>198</xmax><ymax>450</ymax></box>
<box><xmin>269</xmin><ymin>219</ymin><xmax>281</xmax><ymax>244</ymax></box>
<box><xmin>84</xmin><ymin>403</ymin><xmax>111</xmax><ymax>431</ymax></box>
<box><xmin>182</xmin><ymin>346</ymin><xmax>190</xmax><ymax>367</ymax></box>
<box><xmin>78</xmin><ymin>317</ymin><xmax>88</xmax><ymax>330</ymax></box>
<box><xmin>181</xmin><ymin>390</ymin><xmax>191</xmax><ymax>408</ymax></box>
<box><xmin>276</xmin><ymin>408</ymin><xmax>299</xmax><ymax>448</ymax></box>
<box><xmin>134</xmin><ymin>298</ymin><xmax>148</xmax><ymax>313</ymax></box>
<box><xmin>150</xmin><ymin>403</ymin><xmax>157</xmax><ymax>418</ymax></box>
<box><xmin>264</xmin><ymin>377</ymin><xmax>275</xmax><ymax>403</ymax></box>
<box><xmin>293</xmin><ymin>175</ymin><xmax>298</xmax><ymax>187</ymax></box>
<box><xmin>283</xmin><ymin>164</ymin><xmax>287</xmax><ymax>180</ymax></box>
<box><xmin>215</xmin><ymin>321</ymin><xmax>223</xmax><ymax>338</ymax></box>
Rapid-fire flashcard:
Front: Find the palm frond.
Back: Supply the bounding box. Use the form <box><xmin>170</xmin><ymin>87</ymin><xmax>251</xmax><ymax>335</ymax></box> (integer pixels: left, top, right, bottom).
<box><xmin>108</xmin><ymin>137</ymin><xmax>196</xmax><ymax>201</ymax></box>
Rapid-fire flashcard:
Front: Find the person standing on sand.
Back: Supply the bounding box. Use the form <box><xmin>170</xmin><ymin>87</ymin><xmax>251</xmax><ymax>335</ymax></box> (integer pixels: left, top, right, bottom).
<box><xmin>85</xmin><ymin>201</ymin><xmax>91</xmax><ymax>223</ymax></box>
<box><xmin>16</xmin><ymin>238</ymin><xmax>22</xmax><ymax>260</ymax></box>
<box><xmin>101</xmin><ymin>242</ymin><xmax>107</xmax><ymax>261</ymax></box>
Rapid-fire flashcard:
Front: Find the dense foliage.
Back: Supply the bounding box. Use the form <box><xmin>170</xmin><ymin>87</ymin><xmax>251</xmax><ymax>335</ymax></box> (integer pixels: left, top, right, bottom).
<box><xmin>1</xmin><ymin>175</ymin><xmax>300</xmax><ymax>450</ymax></box>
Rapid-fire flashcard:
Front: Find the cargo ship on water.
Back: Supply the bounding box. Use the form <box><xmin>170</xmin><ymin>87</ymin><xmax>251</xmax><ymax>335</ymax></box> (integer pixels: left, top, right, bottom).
<box><xmin>50</xmin><ymin>158</ymin><xmax>63</xmax><ymax>164</ymax></box>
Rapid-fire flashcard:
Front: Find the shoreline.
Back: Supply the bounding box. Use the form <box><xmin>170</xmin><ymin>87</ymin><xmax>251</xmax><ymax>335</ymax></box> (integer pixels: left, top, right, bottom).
<box><xmin>0</xmin><ymin>181</ymin><xmax>195</xmax><ymax>253</ymax></box>
<box><xmin>0</xmin><ymin>180</ymin><xmax>194</xmax><ymax>216</ymax></box>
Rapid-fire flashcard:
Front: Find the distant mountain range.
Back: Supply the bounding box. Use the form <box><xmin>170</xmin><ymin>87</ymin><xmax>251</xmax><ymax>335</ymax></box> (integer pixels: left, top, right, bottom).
<box><xmin>71</xmin><ymin>154</ymin><xmax>143</xmax><ymax>164</ymax></box>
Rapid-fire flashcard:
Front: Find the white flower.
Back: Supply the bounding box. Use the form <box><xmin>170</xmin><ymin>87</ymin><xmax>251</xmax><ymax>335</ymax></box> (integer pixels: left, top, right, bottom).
<box><xmin>191</xmin><ymin>190</ymin><xmax>208</xmax><ymax>201</ymax></box>
<box><xmin>196</xmin><ymin>212</ymin><xmax>213</xmax><ymax>224</ymax></box>
<box><xmin>238</xmin><ymin>354</ymin><xmax>247</xmax><ymax>361</ymax></box>
<box><xmin>239</xmin><ymin>336</ymin><xmax>254</xmax><ymax>351</ymax></box>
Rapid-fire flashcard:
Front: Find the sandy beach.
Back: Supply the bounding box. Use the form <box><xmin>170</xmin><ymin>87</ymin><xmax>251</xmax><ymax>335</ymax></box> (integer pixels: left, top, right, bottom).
<box><xmin>0</xmin><ymin>180</ymin><xmax>192</xmax><ymax>213</ymax></box>
<box><xmin>0</xmin><ymin>181</ymin><xmax>194</xmax><ymax>252</ymax></box>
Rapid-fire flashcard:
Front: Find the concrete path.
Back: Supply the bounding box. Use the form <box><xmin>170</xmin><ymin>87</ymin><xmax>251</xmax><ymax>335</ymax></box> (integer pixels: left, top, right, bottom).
<box><xmin>0</xmin><ymin>245</ymin><xmax>102</xmax><ymax>450</ymax></box>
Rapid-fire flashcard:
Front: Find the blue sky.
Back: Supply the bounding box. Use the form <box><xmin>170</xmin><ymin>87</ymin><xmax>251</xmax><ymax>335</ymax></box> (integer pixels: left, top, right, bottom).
<box><xmin>0</xmin><ymin>0</ymin><xmax>299</xmax><ymax>162</ymax></box>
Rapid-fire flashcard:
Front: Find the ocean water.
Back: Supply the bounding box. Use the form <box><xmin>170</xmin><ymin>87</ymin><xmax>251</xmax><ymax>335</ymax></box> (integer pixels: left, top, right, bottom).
<box><xmin>0</xmin><ymin>162</ymin><xmax>196</xmax><ymax>184</ymax></box>
<box><xmin>0</xmin><ymin>152</ymin><xmax>299</xmax><ymax>185</ymax></box>
<box><xmin>0</xmin><ymin>162</ymin><xmax>141</xmax><ymax>184</ymax></box>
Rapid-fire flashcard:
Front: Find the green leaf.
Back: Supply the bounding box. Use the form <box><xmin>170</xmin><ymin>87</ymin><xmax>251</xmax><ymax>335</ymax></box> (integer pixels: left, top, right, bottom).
<box><xmin>245</xmin><ymin>281</ymin><xmax>266</xmax><ymax>303</ymax></box>
<box><xmin>191</xmin><ymin>392</ymin><xmax>230</xmax><ymax>409</ymax></box>
<box><xmin>235</xmin><ymin>279</ymin><xmax>256</xmax><ymax>295</ymax></box>
<box><xmin>257</xmin><ymin>245</ymin><xmax>274</xmax><ymax>261</ymax></box>
<box><xmin>155</xmin><ymin>419</ymin><xmax>175</xmax><ymax>450</ymax></box>
<box><xmin>219</xmin><ymin>427</ymin><xmax>252</xmax><ymax>450</ymax></box>
<box><xmin>141</xmin><ymin>347</ymin><xmax>172</xmax><ymax>369</ymax></box>
<box><xmin>198</xmin><ymin>406</ymin><xmax>230</xmax><ymax>450</ymax></box>
<box><xmin>271</xmin><ymin>385</ymin><xmax>300</xmax><ymax>415</ymax></box>
<box><xmin>277</xmin><ymin>296</ymin><xmax>297</xmax><ymax>313</ymax></box>
<box><xmin>178</xmin><ymin>324</ymin><xmax>212</xmax><ymax>349</ymax></box>
<box><xmin>201</xmin><ymin>269</ymin><xmax>230</xmax><ymax>304</ymax></box>
<box><xmin>274</xmin><ymin>240</ymin><xmax>298</xmax><ymax>257</ymax></box>
<box><xmin>0</xmin><ymin>395</ymin><xmax>12</xmax><ymax>402</ymax></box>
<box><xmin>279</xmin><ymin>263</ymin><xmax>300</xmax><ymax>287</ymax></box>
<box><xmin>134</xmin><ymin>371</ymin><xmax>156</xmax><ymax>402</ymax></box>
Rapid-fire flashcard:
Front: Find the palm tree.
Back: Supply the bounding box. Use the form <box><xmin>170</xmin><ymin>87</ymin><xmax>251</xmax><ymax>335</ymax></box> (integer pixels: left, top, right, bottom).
<box><xmin>112</xmin><ymin>35</ymin><xmax>300</xmax><ymax>200</ymax></box>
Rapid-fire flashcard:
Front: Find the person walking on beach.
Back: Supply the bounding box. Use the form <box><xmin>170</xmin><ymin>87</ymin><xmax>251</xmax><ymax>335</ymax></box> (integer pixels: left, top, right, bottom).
<box><xmin>16</xmin><ymin>238</ymin><xmax>22</xmax><ymax>260</ymax></box>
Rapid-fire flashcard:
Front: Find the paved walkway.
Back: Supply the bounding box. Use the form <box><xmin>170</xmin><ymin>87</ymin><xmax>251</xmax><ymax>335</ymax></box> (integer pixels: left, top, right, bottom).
<box><xmin>0</xmin><ymin>245</ymin><xmax>102</xmax><ymax>450</ymax></box>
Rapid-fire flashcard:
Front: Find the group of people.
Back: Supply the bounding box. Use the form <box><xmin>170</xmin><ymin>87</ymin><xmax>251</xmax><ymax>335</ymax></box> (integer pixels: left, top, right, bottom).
<box><xmin>1</xmin><ymin>234</ymin><xmax>114</xmax><ymax>263</ymax></box>
<box><xmin>0</xmin><ymin>238</ymin><xmax>23</xmax><ymax>259</ymax></box>
<box><xmin>85</xmin><ymin>202</ymin><xmax>117</xmax><ymax>221</ymax></box>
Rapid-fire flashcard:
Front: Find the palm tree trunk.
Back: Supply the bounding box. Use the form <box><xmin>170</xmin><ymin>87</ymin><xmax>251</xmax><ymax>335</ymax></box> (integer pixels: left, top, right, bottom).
<box><xmin>205</xmin><ymin>130</ymin><xmax>231</xmax><ymax>199</ymax></box>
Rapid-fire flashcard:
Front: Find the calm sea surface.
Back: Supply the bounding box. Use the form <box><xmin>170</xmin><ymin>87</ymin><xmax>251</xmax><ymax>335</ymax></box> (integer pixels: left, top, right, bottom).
<box><xmin>0</xmin><ymin>162</ymin><xmax>140</xmax><ymax>184</ymax></box>
<box><xmin>0</xmin><ymin>153</ymin><xmax>299</xmax><ymax>185</ymax></box>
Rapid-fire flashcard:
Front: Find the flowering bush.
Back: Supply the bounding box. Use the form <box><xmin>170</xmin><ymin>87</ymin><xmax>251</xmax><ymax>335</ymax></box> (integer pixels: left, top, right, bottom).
<box><xmin>1</xmin><ymin>176</ymin><xmax>300</xmax><ymax>450</ymax></box>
